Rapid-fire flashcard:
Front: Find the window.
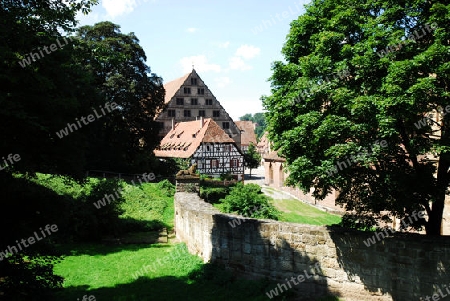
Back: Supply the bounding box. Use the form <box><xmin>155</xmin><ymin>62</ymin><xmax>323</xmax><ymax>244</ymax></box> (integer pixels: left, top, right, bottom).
<box><xmin>176</xmin><ymin>98</ymin><xmax>184</xmax><ymax>105</ymax></box>
<box><xmin>198</xmin><ymin>88</ymin><xmax>205</xmax><ymax>95</ymax></box>
<box><xmin>205</xmin><ymin>99</ymin><xmax>213</xmax><ymax>105</ymax></box>
<box><xmin>230</xmin><ymin>158</ymin><xmax>239</xmax><ymax>168</ymax></box>
<box><xmin>168</xmin><ymin>110</ymin><xmax>176</xmax><ymax>117</ymax></box>
<box><xmin>213</xmin><ymin>110</ymin><xmax>220</xmax><ymax>117</ymax></box>
<box><xmin>191</xmin><ymin>98</ymin><xmax>198</xmax><ymax>105</ymax></box>
<box><xmin>184</xmin><ymin>110</ymin><xmax>191</xmax><ymax>117</ymax></box>
<box><xmin>191</xmin><ymin>78</ymin><xmax>197</xmax><ymax>85</ymax></box>
<box><xmin>199</xmin><ymin>110</ymin><xmax>205</xmax><ymax>117</ymax></box>
<box><xmin>211</xmin><ymin>159</ymin><xmax>219</xmax><ymax>168</ymax></box>
<box><xmin>222</xmin><ymin>122</ymin><xmax>229</xmax><ymax>129</ymax></box>
<box><xmin>184</xmin><ymin>87</ymin><xmax>191</xmax><ymax>94</ymax></box>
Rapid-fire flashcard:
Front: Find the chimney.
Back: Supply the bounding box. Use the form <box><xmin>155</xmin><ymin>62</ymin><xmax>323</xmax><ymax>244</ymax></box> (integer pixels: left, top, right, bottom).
<box><xmin>199</xmin><ymin>116</ymin><xmax>203</xmax><ymax>128</ymax></box>
<box><xmin>171</xmin><ymin>118</ymin><xmax>174</xmax><ymax>131</ymax></box>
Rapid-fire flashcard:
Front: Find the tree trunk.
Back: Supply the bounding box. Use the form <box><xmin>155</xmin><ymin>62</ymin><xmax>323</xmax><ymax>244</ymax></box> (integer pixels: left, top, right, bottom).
<box><xmin>426</xmin><ymin>114</ymin><xmax>450</xmax><ymax>235</ymax></box>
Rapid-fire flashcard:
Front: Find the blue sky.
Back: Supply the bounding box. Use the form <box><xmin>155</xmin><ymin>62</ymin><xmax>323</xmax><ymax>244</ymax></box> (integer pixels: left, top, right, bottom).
<box><xmin>77</xmin><ymin>0</ymin><xmax>311</xmax><ymax>120</ymax></box>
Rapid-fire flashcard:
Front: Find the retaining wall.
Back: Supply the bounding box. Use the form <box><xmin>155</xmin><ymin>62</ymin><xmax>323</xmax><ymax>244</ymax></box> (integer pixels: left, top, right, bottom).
<box><xmin>174</xmin><ymin>192</ymin><xmax>450</xmax><ymax>301</ymax></box>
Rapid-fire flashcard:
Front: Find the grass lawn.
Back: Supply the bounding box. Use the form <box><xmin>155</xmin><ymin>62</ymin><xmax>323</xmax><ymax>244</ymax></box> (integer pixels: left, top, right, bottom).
<box><xmin>273</xmin><ymin>198</ymin><xmax>342</xmax><ymax>225</ymax></box>
<box><xmin>53</xmin><ymin>242</ymin><xmax>276</xmax><ymax>301</ymax></box>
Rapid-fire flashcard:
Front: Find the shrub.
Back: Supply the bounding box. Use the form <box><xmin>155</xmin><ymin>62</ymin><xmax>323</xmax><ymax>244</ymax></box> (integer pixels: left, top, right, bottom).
<box><xmin>200</xmin><ymin>187</ymin><xmax>230</xmax><ymax>204</ymax></box>
<box><xmin>220</xmin><ymin>183</ymin><xmax>280</xmax><ymax>220</ymax></box>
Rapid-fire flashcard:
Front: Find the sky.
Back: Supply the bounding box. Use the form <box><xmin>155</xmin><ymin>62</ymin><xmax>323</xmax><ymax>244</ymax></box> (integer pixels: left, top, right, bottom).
<box><xmin>77</xmin><ymin>0</ymin><xmax>311</xmax><ymax>120</ymax></box>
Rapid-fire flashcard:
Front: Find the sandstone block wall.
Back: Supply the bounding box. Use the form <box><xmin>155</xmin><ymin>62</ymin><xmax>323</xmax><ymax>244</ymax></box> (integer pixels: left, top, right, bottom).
<box><xmin>175</xmin><ymin>192</ymin><xmax>450</xmax><ymax>301</ymax></box>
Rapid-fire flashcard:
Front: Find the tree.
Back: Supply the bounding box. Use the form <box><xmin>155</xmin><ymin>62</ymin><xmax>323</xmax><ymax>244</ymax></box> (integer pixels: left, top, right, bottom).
<box><xmin>263</xmin><ymin>0</ymin><xmax>449</xmax><ymax>235</ymax></box>
<box><xmin>244</xmin><ymin>143</ymin><xmax>261</xmax><ymax>178</ymax></box>
<box><xmin>0</xmin><ymin>0</ymin><xmax>99</xmax><ymax>178</ymax></box>
<box><xmin>74</xmin><ymin>21</ymin><xmax>165</xmax><ymax>173</ymax></box>
<box><xmin>0</xmin><ymin>0</ymin><xmax>98</xmax><ymax>298</ymax></box>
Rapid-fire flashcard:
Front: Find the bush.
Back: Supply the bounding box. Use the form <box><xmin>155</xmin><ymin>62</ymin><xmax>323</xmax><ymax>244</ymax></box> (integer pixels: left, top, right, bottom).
<box><xmin>220</xmin><ymin>183</ymin><xmax>280</xmax><ymax>220</ymax></box>
<box><xmin>200</xmin><ymin>187</ymin><xmax>230</xmax><ymax>204</ymax></box>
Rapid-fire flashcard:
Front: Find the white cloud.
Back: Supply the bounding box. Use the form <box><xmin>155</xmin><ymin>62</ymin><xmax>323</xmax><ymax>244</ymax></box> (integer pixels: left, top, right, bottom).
<box><xmin>228</xmin><ymin>56</ymin><xmax>252</xmax><ymax>71</ymax></box>
<box><xmin>235</xmin><ymin>44</ymin><xmax>261</xmax><ymax>59</ymax></box>
<box><xmin>102</xmin><ymin>0</ymin><xmax>151</xmax><ymax>18</ymax></box>
<box><xmin>217</xmin><ymin>41</ymin><xmax>230</xmax><ymax>48</ymax></box>
<box><xmin>214</xmin><ymin>77</ymin><xmax>231</xmax><ymax>88</ymax></box>
<box><xmin>180</xmin><ymin>55</ymin><xmax>221</xmax><ymax>73</ymax></box>
<box><xmin>186</xmin><ymin>27</ymin><xmax>198</xmax><ymax>33</ymax></box>
<box><xmin>102</xmin><ymin>0</ymin><xmax>136</xmax><ymax>18</ymax></box>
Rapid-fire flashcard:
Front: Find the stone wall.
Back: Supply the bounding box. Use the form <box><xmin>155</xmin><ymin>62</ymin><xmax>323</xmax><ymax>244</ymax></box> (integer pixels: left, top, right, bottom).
<box><xmin>175</xmin><ymin>192</ymin><xmax>450</xmax><ymax>301</ymax></box>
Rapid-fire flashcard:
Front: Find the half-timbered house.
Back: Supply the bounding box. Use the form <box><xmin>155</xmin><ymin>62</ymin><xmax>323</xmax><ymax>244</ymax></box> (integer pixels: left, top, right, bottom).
<box><xmin>154</xmin><ymin>118</ymin><xmax>244</xmax><ymax>180</ymax></box>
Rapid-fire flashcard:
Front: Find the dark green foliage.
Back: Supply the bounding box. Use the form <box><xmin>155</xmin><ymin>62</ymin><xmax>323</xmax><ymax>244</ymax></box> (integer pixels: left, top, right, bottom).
<box><xmin>220</xmin><ymin>183</ymin><xmax>280</xmax><ymax>220</ymax></box>
<box><xmin>74</xmin><ymin>21</ymin><xmax>165</xmax><ymax>173</ymax></box>
<box><xmin>200</xmin><ymin>187</ymin><xmax>230</xmax><ymax>204</ymax></box>
<box><xmin>157</xmin><ymin>179</ymin><xmax>175</xmax><ymax>197</ymax></box>
<box><xmin>263</xmin><ymin>0</ymin><xmax>450</xmax><ymax>235</ymax></box>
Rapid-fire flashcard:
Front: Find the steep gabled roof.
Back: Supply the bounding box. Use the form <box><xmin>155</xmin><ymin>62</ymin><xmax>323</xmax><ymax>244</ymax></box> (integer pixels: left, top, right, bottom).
<box><xmin>235</xmin><ymin>121</ymin><xmax>257</xmax><ymax>146</ymax></box>
<box><xmin>154</xmin><ymin>118</ymin><xmax>235</xmax><ymax>158</ymax></box>
<box><xmin>163</xmin><ymin>73</ymin><xmax>190</xmax><ymax>104</ymax></box>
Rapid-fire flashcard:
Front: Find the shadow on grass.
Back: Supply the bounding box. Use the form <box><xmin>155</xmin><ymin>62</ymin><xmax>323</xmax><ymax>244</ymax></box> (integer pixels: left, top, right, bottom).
<box><xmin>52</xmin><ymin>263</ymin><xmax>299</xmax><ymax>301</ymax></box>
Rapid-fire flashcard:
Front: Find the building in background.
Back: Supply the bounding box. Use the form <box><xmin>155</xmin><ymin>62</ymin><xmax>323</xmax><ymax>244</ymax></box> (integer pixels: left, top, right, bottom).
<box><xmin>156</xmin><ymin>69</ymin><xmax>241</xmax><ymax>149</ymax></box>
<box><xmin>154</xmin><ymin>118</ymin><xmax>244</xmax><ymax>181</ymax></box>
<box><xmin>234</xmin><ymin>121</ymin><xmax>257</xmax><ymax>153</ymax></box>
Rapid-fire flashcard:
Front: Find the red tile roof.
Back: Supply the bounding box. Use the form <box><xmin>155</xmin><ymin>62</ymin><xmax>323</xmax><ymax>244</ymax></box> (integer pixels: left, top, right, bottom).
<box><xmin>263</xmin><ymin>151</ymin><xmax>286</xmax><ymax>162</ymax></box>
<box><xmin>154</xmin><ymin>118</ymin><xmax>235</xmax><ymax>158</ymax></box>
<box><xmin>235</xmin><ymin>121</ymin><xmax>257</xmax><ymax>146</ymax></box>
<box><xmin>163</xmin><ymin>73</ymin><xmax>190</xmax><ymax>104</ymax></box>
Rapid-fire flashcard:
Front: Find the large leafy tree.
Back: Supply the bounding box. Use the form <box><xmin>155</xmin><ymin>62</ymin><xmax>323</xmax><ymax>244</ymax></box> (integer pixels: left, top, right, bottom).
<box><xmin>263</xmin><ymin>0</ymin><xmax>450</xmax><ymax>235</ymax></box>
<box><xmin>0</xmin><ymin>0</ymin><xmax>98</xmax><ymax>298</ymax></box>
<box><xmin>75</xmin><ymin>22</ymin><xmax>165</xmax><ymax>172</ymax></box>
<box><xmin>0</xmin><ymin>0</ymin><xmax>98</xmax><ymax>177</ymax></box>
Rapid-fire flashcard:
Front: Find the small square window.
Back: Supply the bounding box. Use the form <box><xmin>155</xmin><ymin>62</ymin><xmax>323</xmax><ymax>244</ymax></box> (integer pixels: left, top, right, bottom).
<box><xmin>168</xmin><ymin>110</ymin><xmax>176</xmax><ymax>117</ymax></box>
<box><xmin>199</xmin><ymin>110</ymin><xmax>205</xmax><ymax>117</ymax></box>
<box><xmin>222</xmin><ymin>122</ymin><xmax>230</xmax><ymax>129</ymax></box>
<box><xmin>176</xmin><ymin>98</ymin><xmax>184</xmax><ymax>105</ymax></box>
<box><xmin>191</xmin><ymin>98</ymin><xmax>198</xmax><ymax>105</ymax></box>
<box><xmin>213</xmin><ymin>110</ymin><xmax>220</xmax><ymax>117</ymax></box>
<box><xmin>184</xmin><ymin>110</ymin><xmax>191</xmax><ymax>117</ymax></box>
<box><xmin>198</xmin><ymin>88</ymin><xmax>205</xmax><ymax>95</ymax></box>
<box><xmin>184</xmin><ymin>87</ymin><xmax>191</xmax><ymax>94</ymax></box>
<box><xmin>205</xmin><ymin>99</ymin><xmax>213</xmax><ymax>105</ymax></box>
<box><xmin>191</xmin><ymin>78</ymin><xmax>197</xmax><ymax>85</ymax></box>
